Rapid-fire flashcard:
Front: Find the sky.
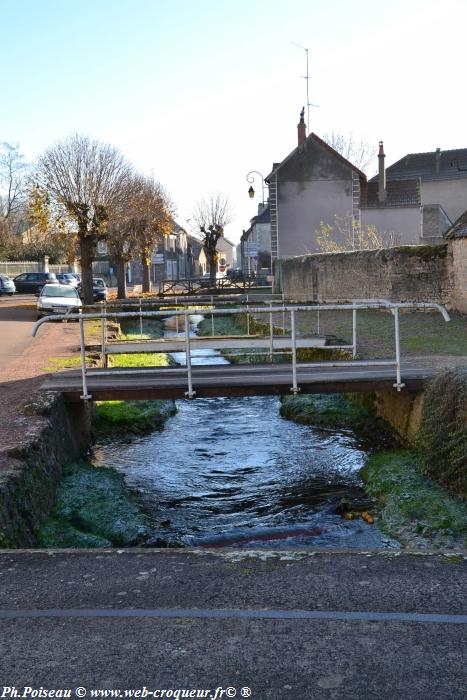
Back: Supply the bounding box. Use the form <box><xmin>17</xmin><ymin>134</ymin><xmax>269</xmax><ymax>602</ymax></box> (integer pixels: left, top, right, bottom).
<box><xmin>2</xmin><ymin>0</ymin><xmax>467</xmax><ymax>244</ymax></box>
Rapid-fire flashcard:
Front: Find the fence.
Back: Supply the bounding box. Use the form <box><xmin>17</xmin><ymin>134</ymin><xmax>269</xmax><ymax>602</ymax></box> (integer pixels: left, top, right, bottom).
<box><xmin>0</xmin><ymin>259</ymin><xmax>112</xmax><ymax>280</ymax></box>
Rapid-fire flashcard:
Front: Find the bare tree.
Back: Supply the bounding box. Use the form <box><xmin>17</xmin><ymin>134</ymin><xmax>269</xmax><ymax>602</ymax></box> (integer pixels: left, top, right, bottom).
<box><xmin>0</xmin><ymin>142</ymin><xmax>28</xmax><ymax>223</ymax></box>
<box><xmin>104</xmin><ymin>175</ymin><xmax>174</xmax><ymax>298</ymax></box>
<box><xmin>192</xmin><ymin>193</ymin><xmax>233</xmax><ymax>281</ymax></box>
<box><xmin>35</xmin><ymin>134</ymin><xmax>133</xmax><ymax>303</ymax></box>
<box><xmin>323</xmin><ymin>132</ymin><xmax>376</xmax><ymax>175</ymax></box>
<box><xmin>136</xmin><ymin>179</ymin><xmax>174</xmax><ymax>293</ymax></box>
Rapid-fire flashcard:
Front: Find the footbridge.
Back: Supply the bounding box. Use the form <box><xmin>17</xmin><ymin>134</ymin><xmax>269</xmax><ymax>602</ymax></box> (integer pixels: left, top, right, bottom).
<box><xmin>33</xmin><ymin>300</ymin><xmax>450</xmax><ymax>402</ymax></box>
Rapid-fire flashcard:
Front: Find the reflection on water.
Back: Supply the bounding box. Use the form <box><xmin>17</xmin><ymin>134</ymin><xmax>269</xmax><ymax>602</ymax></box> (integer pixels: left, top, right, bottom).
<box><xmin>92</xmin><ymin>315</ymin><xmax>399</xmax><ymax>549</ymax></box>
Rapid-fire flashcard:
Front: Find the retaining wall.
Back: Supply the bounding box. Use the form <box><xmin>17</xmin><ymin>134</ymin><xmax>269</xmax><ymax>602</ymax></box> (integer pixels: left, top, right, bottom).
<box><xmin>0</xmin><ymin>393</ymin><xmax>91</xmax><ymax>547</ymax></box>
<box><xmin>275</xmin><ymin>243</ymin><xmax>459</xmax><ymax>307</ymax></box>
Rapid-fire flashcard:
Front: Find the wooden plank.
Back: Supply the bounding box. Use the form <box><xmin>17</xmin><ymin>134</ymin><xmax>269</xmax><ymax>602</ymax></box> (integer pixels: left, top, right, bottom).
<box><xmin>42</xmin><ymin>362</ymin><xmax>435</xmax><ymax>402</ymax></box>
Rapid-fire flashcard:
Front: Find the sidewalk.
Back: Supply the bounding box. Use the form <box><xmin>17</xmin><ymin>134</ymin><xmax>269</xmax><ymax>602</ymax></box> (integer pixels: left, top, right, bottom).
<box><xmin>0</xmin><ymin>549</ymin><xmax>465</xmax><ymax>698</ymax></box>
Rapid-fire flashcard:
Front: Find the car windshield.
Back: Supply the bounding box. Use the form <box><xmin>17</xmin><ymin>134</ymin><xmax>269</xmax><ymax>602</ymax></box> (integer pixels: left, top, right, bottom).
<box><xmin>42</xmin><ymin>286</ymin><xmax>78</xmax><ymax>298</ymax></box>
<box><xmin>93</xmin><ymin>279</ymin><xmax>105</xmax><ymax>287</ymax></box>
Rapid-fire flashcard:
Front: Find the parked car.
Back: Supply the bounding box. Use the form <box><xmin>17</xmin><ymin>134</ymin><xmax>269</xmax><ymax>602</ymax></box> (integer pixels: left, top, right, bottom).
<box><xmin>0</xmin><ymin>274</ymin><xmax>16</xmax><ymax>296</ymax></box>
<box><xmin>56</xmin><ymin>272</ymin><xmax>80</xmax><ymax>287</ymax></box>
<box><xmin>226</xmin><ymin>268</ymin><xmax>245</xmax><ymax>282</ymax></box>
<box><xmin>36</xmin><ymin>284</ymin><xmax>82</xmax><ymax>320</ymax></box>
<box><xmin>92</xmin><ymin>277</ymin><xmax>107</xmax><ymax>301</ymax></box>
<box><xmin>13</xmin><ymin>272</ymin><xmax>58</xmax><ymax>293</ymax></box>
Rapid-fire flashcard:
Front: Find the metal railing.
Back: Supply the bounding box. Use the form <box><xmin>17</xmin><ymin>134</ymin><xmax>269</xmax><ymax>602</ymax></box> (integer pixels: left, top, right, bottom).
<box><xmin>32</xmin><ymin>301</ymin><xmax>451</xmax><ymax>401</ymax></box>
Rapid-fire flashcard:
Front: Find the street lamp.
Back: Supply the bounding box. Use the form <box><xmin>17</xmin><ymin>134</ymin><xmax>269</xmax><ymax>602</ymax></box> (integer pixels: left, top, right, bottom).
<box><xmin>246</xmin><ymin>170</ymin><xmax>267</xmax><ymax>205</ymax></box>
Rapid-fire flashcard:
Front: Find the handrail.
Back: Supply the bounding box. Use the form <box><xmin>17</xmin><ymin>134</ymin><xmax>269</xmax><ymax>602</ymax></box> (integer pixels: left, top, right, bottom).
<box><xmin>32</xmin><ymin>301</ymin><xmax>451</xmax><ymax>400</ymax></box>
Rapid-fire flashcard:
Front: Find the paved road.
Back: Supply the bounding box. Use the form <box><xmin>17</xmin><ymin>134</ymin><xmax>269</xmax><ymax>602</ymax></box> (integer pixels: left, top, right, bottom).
<box><xmin>0</xmin><ymin>295</ymin><xmax>37</xmax><ymax>369</ymax></box>
<box><xmin>0</xmin><ymin>550</ymin><xmax>466</xmax><ymax>698</ymax></box>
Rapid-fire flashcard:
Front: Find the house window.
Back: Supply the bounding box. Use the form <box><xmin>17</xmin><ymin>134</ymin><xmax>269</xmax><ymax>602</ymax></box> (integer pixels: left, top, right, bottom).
<box><xmin>97</xmin><ymin>241</ymin><xmax>108</xmax><ymax>255</ymax></box>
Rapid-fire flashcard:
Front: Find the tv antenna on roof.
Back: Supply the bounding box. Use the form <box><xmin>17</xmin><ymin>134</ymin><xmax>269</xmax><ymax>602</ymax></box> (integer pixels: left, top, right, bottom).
<box><xmin>291</xmin><ymin>42</ymin><xmax>319</xmax><ymax>129</ymax></box>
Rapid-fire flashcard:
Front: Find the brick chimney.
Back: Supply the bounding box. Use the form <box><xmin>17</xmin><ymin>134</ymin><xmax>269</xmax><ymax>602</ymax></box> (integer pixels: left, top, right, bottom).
<box><xmin>378</xmin><ymin>141</ymin><xmax>387</xmax><ymax>204</ymax></box>
<box><xmin>435</xmin><ymin>147</ymin><xmax>441</xmax><ymax>175</ymax></box>
<box><xmin>297</xmin><ymin>107</ymin><xmax>306</xmax><ymax>146</ymax></box>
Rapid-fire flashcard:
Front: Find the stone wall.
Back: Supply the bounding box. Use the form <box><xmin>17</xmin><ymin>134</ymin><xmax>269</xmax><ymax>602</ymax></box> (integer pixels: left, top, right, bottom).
<box><xmin>451</xmin><ymin>239</ymin><xmax>467</xmax><ymax>313</ymax></box>
<box><xmin>0</xmin><ymin>393</ymin><xmax>91</xmax><ymax>547</ymax></box>
<box><xmin>275</xmin><ymin>244</ymin><xmax>454</xmax><ymax>306</ymax></box>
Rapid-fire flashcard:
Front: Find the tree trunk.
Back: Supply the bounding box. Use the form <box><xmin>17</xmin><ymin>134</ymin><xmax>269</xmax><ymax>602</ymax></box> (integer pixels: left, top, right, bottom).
<box><xmin>142</xmin><ymin>251</ymin><xmax>151</xmax><ymax>293</ymax></box>
<box><xmin>116</xmin><ymin>259</ymin><xmax>127</xmax><ymax>299</ymax></box>
<box><xmin>208</xmin><ymin>250</ymin><xmax>217</xmax><ymax>282</ymax></box>
<box><xmin>79</xmin><ymin>233</ymin><xmax>95</xmax><ymax>306</ymax></box>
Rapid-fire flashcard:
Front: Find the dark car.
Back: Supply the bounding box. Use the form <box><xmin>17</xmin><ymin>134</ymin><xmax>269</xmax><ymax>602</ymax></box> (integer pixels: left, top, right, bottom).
<box><xmin>92</xmin><ymin>277</ymin><xmax>107</xmax><ymax>301</ymax></box>
<box><xmin>13</xmin><ymin>272</ymin><xmax>58</xmax><ymax>293</ymax></box>
<box><xmin>0</xmin><ymin>274</ymin><xmax>16</xmax><ymax>295</ymax></box>
<box><xmin>226</xmin><ymin>268</ymin><xmax>245</xmax><ymax>282</ymax></box>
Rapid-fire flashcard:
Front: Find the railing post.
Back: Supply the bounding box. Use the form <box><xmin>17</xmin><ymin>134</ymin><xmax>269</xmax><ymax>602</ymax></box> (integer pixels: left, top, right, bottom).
<box><xmin>211</xmin><ymin>310</ymin><xmax>215</xmax><ymax>337</ymax></box>
<box><xmin>269</xmin><ymin>311</ymin><xmax>274</xmax><ymax>362</ymax></box>
<box><xmin>184</xmin><ymin>312</ymin><xmax>196</xmax><ymax>399</ymax></box>
<box><xmin>175</xmin><ymin>311</ymin><xmax>179</xmax><ymax>335</ymax></box>
<box><xmin>290</xmin><ymin>309</ymin><xmax>300</xmax><ymax>394</ymax></box>
<box><xmin>393</xmin><ymin>306</ymin><xmax>405</xmax><ymax>391</ymax></box>
<box><xmin>101</xmin><ymin>305</ymin><xmax>107</xmax><ymax>368</ymax></box>
<box><xmin>79</xmin><ymin>312</ymin><xmax>91</xmax><ymax>400</ymax></box>
<box><xmin>317</xmin><ymin>309</ymin><xmax>320</xmax><ymax>335</ymax></box>
<box><xmin>246</xmin><ymin>309</ymin><xmax>250</xmax><ymax>336</ymax></box>
<box><xmin>352</xmin><ymin>308</ymin><xmax>357</xmax><ymax>359</ymax></box>
<box><xmin>139</xmin><ymin>298</ymin><xmax>143</xmax><ymax>336</ymax></box>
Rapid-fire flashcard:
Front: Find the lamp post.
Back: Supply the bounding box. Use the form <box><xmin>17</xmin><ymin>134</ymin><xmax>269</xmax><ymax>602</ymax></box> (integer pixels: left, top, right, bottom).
<box><xmin>246</xmin><ymin>170</ymin><xmax>267</xmax><ymax>205</ymax></box>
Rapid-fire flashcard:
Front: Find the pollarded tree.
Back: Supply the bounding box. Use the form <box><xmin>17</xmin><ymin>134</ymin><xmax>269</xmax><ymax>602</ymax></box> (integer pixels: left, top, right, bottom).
<box><xmin>36</xmin><ymin>134</ymin><xmax>133</xmax><ymax>304</ymax></box>
<box><xmin>136</xmin><ymin>179</ymin><xmax>174</xmax><ymax>293</ymax></box>
<box><xmin>192</xmin><ymin>193</ymin><xmax>233</xmax><ymax>282</ymax></box>
<box><xmin>106</xmin><ymin>175</ymin><xmax>149</xmax><ymax>299</ymax></box>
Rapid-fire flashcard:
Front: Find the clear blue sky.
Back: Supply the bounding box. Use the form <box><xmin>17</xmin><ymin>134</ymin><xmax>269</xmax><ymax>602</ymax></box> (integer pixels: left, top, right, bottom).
<box><xmin>2</xmin><ymin>0</ymin><xmax>467</xmax><ymax>242</ymax></box>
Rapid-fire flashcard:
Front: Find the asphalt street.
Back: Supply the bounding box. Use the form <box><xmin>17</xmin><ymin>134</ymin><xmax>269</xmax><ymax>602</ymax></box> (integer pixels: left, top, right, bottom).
<box><xmin>0</xmin><ymin>295</ymin><xmax>37</xmax><ymax>368</ymax></box>
<box><xmin>0</xmin><ymin>549</ymin><xmax>466</xmax><ymax>699</ymax></box>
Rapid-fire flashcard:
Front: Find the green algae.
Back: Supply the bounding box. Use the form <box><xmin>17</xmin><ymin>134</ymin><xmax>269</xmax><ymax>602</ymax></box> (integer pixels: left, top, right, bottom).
<box><xmin>37</xmin><ymin>462</ymin><xmax>150</xmax><ymax>548</ymax></box>
<box><xmin>360</xmin><ymin>450</ymin><xmax>467</xmax><ymax>548</ymax></box>
<box><xmin>93</xmin><ymin>399</ymin><xmax>176</xmax><ymax>436</ymax></box>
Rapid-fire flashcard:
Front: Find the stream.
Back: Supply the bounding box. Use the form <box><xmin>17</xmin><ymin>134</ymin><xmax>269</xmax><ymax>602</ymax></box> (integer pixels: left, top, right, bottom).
<box><xmin>92</xmin><ymin>314</ymin><xmax>399</xmax><ymax>549</ymax></box>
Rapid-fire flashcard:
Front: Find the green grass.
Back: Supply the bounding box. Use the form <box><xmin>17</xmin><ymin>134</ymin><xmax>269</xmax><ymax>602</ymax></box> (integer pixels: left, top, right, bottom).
<box><xmin>360</xmin><ymin>450</ymin><xmax>467</xmax><ymax>547</ymax></box>
<box><xmin>294</xmin><ymin>309</ymin><xmax>467</xmax><ymax>359</ymax></box>
<box><xmin>109</xmin><ymin>352</ymin><xmax>170</xmax><ymax>368</ymax></box>
<box><xmin>44</xmin><ymin>355</ymin><xmax>83</xmax><ymax>372</ymax></box>
<box><xmin>93</xmin><ymin>399</ymin><xmax>176</xmax><ymax>435</ymax></box>
<box><xmin>36</xmin><ymin>462</ymin><xmax>150</xmax><ymax>548</ymax></box>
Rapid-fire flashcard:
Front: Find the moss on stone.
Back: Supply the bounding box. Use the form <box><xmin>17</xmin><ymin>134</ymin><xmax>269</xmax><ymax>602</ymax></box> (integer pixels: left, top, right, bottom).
<box><xmin>360</xmin><ymin>450</ymin><xmax>467</xmax><ymax>548</ymax></box>
<box><xmin>36</xmin><ymin>518</ymin><xmax>112</xmax><ymax>548</ymax></box>
<box><xmin>279</xmin><ymin>393</ymin><xmax>395</xmax><ymax>448</ymax></box>
<box><xmin>37</xmin><ymin>462</ymin><xmax>150</xmax><ymax>547</ymax></box>
<box><xmin>93</xmin><ymin>399</ymin><xmax>176</xmax><ymax>436</ymax></box>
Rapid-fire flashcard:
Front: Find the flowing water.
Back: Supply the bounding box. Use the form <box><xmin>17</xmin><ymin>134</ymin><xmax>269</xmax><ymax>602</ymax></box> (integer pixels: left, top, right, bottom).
<box><xmin>92</xmin><ymin>315</ymin><xmax>399</xmax><ymax>549</ymax></box>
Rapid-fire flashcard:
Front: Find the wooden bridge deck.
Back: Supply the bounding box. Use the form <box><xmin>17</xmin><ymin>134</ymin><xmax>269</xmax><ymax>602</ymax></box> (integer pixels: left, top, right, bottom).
<box><xmin>41</xmin><ymin>361</ymin><xmax>436</xmax><ymax>402</ymax></box>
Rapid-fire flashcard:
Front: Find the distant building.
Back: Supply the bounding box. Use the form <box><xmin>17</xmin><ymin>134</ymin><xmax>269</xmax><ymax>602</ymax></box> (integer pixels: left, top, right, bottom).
<box><xmin>254</xmin><ymin>110</ymin><xmax>467</xmax><ymax>264</ymax></box>
<box><xmin>241</xmin><ymin>203</ymin><xmax>271</xmax><ymax>274</ymax></box>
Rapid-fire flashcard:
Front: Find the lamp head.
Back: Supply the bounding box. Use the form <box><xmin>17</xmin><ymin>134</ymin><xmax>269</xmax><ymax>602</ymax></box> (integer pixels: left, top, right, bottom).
<box><xmin>248</xmin><ymin>185</ymin><xmax>255</xmax><ymax>199</ymax></box>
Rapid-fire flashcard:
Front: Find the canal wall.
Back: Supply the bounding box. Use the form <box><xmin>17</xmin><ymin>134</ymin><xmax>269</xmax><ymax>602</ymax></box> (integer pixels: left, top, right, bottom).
<box><xmin>372</xmin><ymin>389</ymin><xmax>425</xmax><ymax>444</ymax></box>
<box><xmin>0</xmin><ymin>393</ymin><xmax>92</xmax><ymax>547</ymax></box>
<box><xmin>274</xmin><ymin>241</ymin><xmax>467</xmax><ymax>311</ymax></box>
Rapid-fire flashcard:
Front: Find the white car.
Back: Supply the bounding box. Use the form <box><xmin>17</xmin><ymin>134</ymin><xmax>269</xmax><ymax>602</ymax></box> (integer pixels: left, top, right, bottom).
<box><xmin>37</xmin><ymin>284</ymin><xmax>82</xmax><ymax>320</ymax></box>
